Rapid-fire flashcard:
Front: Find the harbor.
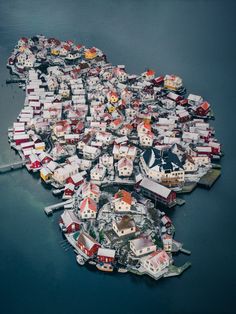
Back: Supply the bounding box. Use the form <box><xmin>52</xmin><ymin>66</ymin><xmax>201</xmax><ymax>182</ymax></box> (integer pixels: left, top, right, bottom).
<box><xmin>2</xmin><ymin>33</ymin><xmax>223</xmax><ymax>282</ymax></box>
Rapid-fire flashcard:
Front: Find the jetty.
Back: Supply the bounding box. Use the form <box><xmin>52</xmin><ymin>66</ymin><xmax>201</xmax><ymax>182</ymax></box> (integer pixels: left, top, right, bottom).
<box><xmin>163</xmin><ymin>262</ymin><xmax>191</xmax><ymax>278</ymax></box>
<box><xmin>6</xmin><ymin>79</ymin><xmax>26</xmax><ymax>84</ymax></box>
<box><xmin>44</xmin><ymin>199</ymin><xmax>74</xmax><ymax>216</ymax></box>
<box><xmin>197</xmin><ymin>168</ymin><xmax>221</xmax><ymax>189</ymax></box>
<box><xmin>0</xmin><ymin>160</ymin><xmax>26</xmax><ymax>174</ymax></box>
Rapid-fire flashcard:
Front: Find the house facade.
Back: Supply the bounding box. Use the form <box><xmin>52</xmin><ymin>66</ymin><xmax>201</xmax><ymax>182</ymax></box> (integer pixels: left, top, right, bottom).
<box><xmin>130</xmin><ymin>237</ymin><xmax>156</xmax><ymax>257</ymax></box>
<box><xmin>112</xmin><ymin>215</ymin><xmax>136</xmax><ymax>237</ymax></box>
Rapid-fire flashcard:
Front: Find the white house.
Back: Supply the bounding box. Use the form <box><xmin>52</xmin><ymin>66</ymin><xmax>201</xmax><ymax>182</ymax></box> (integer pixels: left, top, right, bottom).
<box><xmin>117</xmin><ymin>157</ymin><xmax>133</xmax><ymax>177</ymax></box>
<box><xmin>183</xmin><ymin>155</ymin><xmax>198</xmax><ymax>173</ymax></box>
<box><xmin>52</xmin><ymin>163</ymin><xmax>79</xmax><ymax>185</ymax></box>
<box><xmin>130</xmin><ymin>237</ymin><xmax>156</xmax><ymax>257</ymax></box>
<box><xmin>83</xmin><ymin>145</ymin><xmax>101</xmax><ymax>160</ymax></box>
<box><xmin>162</xmin><ymin>234</ymin><xmax>173</xmax><ymax>252</ymax></box>
<box><xmin>95</xmin><ymin>131</ymin><xmax>113</xmax><ymax>145</ymax></box>
<box><xmin>113</xmin><ymin>144</ymin><xmax>137</xmax><ymax>160</ymax></box>
<box><xmin>79</xmin><ymin>197</ymin><xmax>97</xmax><ymax>219</ymax></box>
<box><xmin>81</xmin><ymin>182</ymin><xmax>101</xmax><ymax>203</ymax></box>
<box><xmin>141</xmin><ymin>250</ymin><xmax>170</xmax><ymax>277</ymax></box>
<box><xmin>139</xmin><ymin>131</ymin><xmax>154</xmax><ymax>147</ymax></box>
<box><xmin>113</xmin><ymin>190</ymin><xmax>132</xmax><ymax>212</ymax></box>
<box><xmin>90</xmin><ymin>164</ymin><xmax>106</xmax><ymax>181</ymax></box>
<box><xmin>112</xmin><ymin>215</ymin><xmax>136</xmax><ymax>237</ymax></box>
<box><xmin>187</xmin><ymin>94</ymin><xmax>203</xmax><ymax>107</ymax></box>
<box><xmin>140</xmin><ymin>148</ymin><xmax>185</xmax><ymax>187</ymax></box>
<box><xmin>99</xmin><ymin>154</ymin><xmax>114</xmax><ymax>169</ymax></box>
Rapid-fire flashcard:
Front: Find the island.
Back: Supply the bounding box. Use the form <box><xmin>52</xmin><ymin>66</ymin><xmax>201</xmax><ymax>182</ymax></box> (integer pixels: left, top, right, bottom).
<box><xmin>4</xmin><ymin>35</ymin><xmax>222</xmax><ymax>280</ymax></box>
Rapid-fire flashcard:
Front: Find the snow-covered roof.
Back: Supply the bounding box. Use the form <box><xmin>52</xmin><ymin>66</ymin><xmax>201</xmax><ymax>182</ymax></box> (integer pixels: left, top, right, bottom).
<box><xmin>97</xmin><ymin>248</ymin><xmax>115</xmax><ymax>258</ymax></box>
<box><xmin>139</xmin><ymin>177</ymin><xmax>172</xmax><ymax>199</ymax></box>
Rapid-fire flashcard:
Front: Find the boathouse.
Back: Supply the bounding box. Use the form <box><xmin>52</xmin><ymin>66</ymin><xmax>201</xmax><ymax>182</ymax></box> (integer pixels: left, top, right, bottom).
<box><xmin>77</xmin><ymin>232</ymin><xmax>100</xmax><ymax>257</ymax></box>
<box><xmin>139</xmin><ymin>177</ymin><xmax>176</xmax><ymax>207</ymax></box>
<box><xmin>97</xmin><ymin>248</ymin><xmax>116</xmax><ymax>263</ymax></box>
<box><xmin>60</xmin><ymin>210</ymin><xmax>81</xmax><ymax>233</ymax></box>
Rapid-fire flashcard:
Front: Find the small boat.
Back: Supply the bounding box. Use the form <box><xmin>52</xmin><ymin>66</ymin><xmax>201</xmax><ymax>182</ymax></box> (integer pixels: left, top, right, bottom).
<box><xmin>59</xmin><ymin>222</ymin><xmax>67</xmax><ymax>233</ymax></box>
<box><xmin>88</xmin><ymin>261</ymin><xmax>96</xmax><ymax>265</ymax></box>
<box><xmin>76</xmin><ymin>255</ymin><xmax>85</xmax><ymax>266</ymax></box>
<box><xmin>118</xmin><ymin>268</ymin><xmax>128</xmax><ymax>273</ymax></box>
<box><xmin>96</xmin><ymin>263</ymin><xmax>113</xmax><ymax>272</ymax></box>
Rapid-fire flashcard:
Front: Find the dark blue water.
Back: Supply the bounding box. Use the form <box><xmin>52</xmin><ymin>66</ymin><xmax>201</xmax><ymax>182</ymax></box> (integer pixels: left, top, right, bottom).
<box><xmin>0</xmin><ymin>1</ymin><xmax>235</xmax><ymax>313</ymax></box>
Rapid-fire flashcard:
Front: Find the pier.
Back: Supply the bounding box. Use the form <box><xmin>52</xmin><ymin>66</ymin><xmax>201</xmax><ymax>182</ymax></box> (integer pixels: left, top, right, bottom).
<box><xmin>0</xmin><ymin>160</ymin><xmax>26</xmax><ymax>174</ymax></box>
<box><xmin>197</xmin><ymin>168</ymin><xmax>221</xmax><ymax>189</ymax></box>
<box><xmin>44</xmin><ymin>199</ymin><xmax>74</xmax><ymax>216</ymax></box>
<box><xmin>6</xmin><ymin>79</ymin><xmax>26</xmax><ymax>84</ymax></box>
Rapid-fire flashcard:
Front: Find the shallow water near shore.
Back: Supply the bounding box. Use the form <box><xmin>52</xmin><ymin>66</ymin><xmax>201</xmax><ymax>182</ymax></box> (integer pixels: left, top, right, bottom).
<box><xmin>0</xmin><ymin>1</ymin><xmax>235</xmax><ymax>314</ymax></box>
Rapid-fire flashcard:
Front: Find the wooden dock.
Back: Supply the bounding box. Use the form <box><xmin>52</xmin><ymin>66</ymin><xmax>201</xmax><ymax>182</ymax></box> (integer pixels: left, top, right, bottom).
<box><xmin>197</xmin><ymin>168</ymin><xmax>221</xmax><ymax>189</ymax></box>
<box><xmin>44</xmin><ymin>199</ymin><xmax>74</xmax><ymax>216</ymax></box>
<box><xmin>0</xmin><ymin>160</ymin><xmax>26</xmax><ymax>174</ymax></box>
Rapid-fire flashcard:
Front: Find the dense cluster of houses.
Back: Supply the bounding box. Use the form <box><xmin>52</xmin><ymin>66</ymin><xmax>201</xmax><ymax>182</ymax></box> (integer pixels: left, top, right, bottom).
<box><xmin>7</xmin><ymin>34</ymin><xmax>221</xmax><ymax>280</ymax></box>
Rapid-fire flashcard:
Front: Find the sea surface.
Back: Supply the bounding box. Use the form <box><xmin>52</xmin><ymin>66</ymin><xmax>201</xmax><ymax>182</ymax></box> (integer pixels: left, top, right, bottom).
<box><xmin>0</xmin><ymin>1</ymin><xmax>235</xmax><ymax>313</ymax></box>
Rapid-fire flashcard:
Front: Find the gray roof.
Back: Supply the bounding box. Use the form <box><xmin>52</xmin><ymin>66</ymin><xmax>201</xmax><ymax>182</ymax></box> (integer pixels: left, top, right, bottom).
<box><xmin>139</xmin><ymin>177</ymin><xmax>172</xmax><ymax>198</ymax></box>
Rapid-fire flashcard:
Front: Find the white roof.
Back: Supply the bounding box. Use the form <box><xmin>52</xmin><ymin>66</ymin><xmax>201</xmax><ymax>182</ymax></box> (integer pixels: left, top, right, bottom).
<box><xmin>83</xmin><ymin>145</ymin><xmax>100</xmax><ymax>154</ymax></box>
<box><xmin>140</xmin><ymin>177</ymin><xmax>172</xmax><ymax>198</ymax></box>
<box><xmin>21</xmin><ymin>141</ymin><xmax>34</xmax><ymax>148</ymax></box>
<box><xmin>97</xmin><ymin>248</ymin><xmax>116</xmax><ymax>258</ymax></box>
<box><xmin>65</xmin><ymin>183</ymin><xmax>75</xmax><ymax>191</ymax></box>
<box><xmin>188</xmin><ymin>94</ymin><xmax>203</xmax><ymax>101</ymax></box>
<box><xmin>61</xmin><ymin>210</ymin><xmax>80</xmax><ymax>228</ymax></box>
<box><xmin>46</xmin><ymin>161</ymin><xmax>58</xmax><ymax>172</ymax></box>
<box><xmin>40</xmin><ymin>167</ymin><xmax>52</xmax><ymax>176</ymax></box>
<box><xmin>196</xmin><ymin>146</ymin><xmax>212</xmax><ymax>152</ymax></box>
<box><xmin>13</xmin><ymin>133</ymin><xmax>29</xmax><ymax>140</ymax></box>
<box><xmin>70</xmin><ymin>172</ymin><xmax>84</xmax><ymax>183</ymax></box>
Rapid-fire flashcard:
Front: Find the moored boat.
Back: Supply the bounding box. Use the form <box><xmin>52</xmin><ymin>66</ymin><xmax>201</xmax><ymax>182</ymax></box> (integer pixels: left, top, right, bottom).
<box><xmin>96</xmin><ymin>263</ymin><xmax>113</xmax><ymax>272</ymax></box>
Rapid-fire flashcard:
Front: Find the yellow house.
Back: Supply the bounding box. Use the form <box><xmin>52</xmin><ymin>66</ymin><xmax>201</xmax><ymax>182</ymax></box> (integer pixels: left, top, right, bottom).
<box><xmin>107</xmin><ymin>104</ymin><xmax>116</xmax><ymax>113</ymax></box>
<box><xmin>35</xmin><ymin>142</ymin><xmax>46</xmax><ymax>151</ymax></box>
<box><xmin>84</xmin><ymin>48</ymin><xmax>97</xmax><ymax>60</ymax></box>
<box><xmin>164</xmin><ymin>74</ymin><xmax>183</xmax><ymax>91</ymax></box>
<box><xmin>19</xmin><ymin>46</ymin><xmax>26</xmax><ymax>53</ymax></box>
<box><xmin>51</xmin><ymin>48</ymin><xmax>60</xmax><ymax>56</ymax></box>
<box><xmin>40</xmin><ymin>167</ymin><xmax>52</xmax><ymax>182</ymax></box>
<box><xmin>109</xmin><ymin>92</ymin><xmax>119</xmax><ymax>104</ymax></box>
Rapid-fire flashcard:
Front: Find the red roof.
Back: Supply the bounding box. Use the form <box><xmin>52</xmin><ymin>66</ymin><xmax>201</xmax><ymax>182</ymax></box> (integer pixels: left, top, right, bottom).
<box><xmin>199</xmin><ymin>101</ymin><xmax>210</xmax><ymax>111</ymax></box>
<box><xmin>80</xmin><ymin>197</ymin><xmax>97</xmax><ymax>212</ymax></box>
<box><xmin>146</xmin><ymin>69</ymin><xmax>155</xmax><ymax>76</ymax></box>
<box><xmin>63</xmin><ymin>45</ymin><xmax>71</xmax><ymax>51</ymax></box>
<box><xmin>114</xmin><ymin>190</ymin><xmax>132</xmax><ymax>205</ymax></box>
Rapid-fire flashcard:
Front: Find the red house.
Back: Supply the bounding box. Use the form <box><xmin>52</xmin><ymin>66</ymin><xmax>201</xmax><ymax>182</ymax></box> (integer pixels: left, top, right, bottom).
<box><xmin>77</xmin><ymin>232</ymin><xmax>100</xmax><ymax>257</ymax></box>
<box><xmin>97</xmin><ymin>248</ymin><xmax>116</xmax><ymax>264</ymax></box>
<box><xmin>139</xmin><ymin>177</ymin><xmax>176</xmax><ymax>208</ymax></box>
<box><xmin>196</xmin><ymin>101</ymin><xmax>210</xmax><ymax>116</ymax></box>
<box><xmin>21</xmin><ymin>141</ymin><xmax>34</xmax><ymax>150</ymax></box>
<box><xmin>196</xmin><ymin>146</ymin><xmax>212</xmax><ymax>156</ymax></box>
<box><xmin>73</xmin><ymin>121</ymin><xmax>84</xmax><ymax>134</ymax></box>
<box><xmin>60</xmin><ymin>210</ymin><xmax>80</xmax><ymax>233</ymax></box>
<box><xmin>66</xmin><ymin>173</ymin><xmax>84</xmax><ymax>187</ymax></box>
<box><xmin>13</xmin><ymin>133</ymin><xmax>29</xmax><ymax>145</ymax></box>
<box><xmin>29</xmin><ymin>154</ymin><xmax>41</xmax><ymax>170</ymax></box>
<box><xmin>64</xmin><ymin>134</ymin><xmax>80</xmax><ymax>144</ymax></box>
<box><xmin>63</xmin><ymin>183</ymin><xmax>75</xmax><ymax>199</ymax></box>
<box><xmin>209</xmin><ymin>141</ymin><xmax>221</xmax><ymax>155</ymax></box>
<box><xmin>39</xmin><ymin>153</ymin><xmax>53</xmax><ymax>165</ymax></box>
<box><xmin>161</xmin><ymin>215</ymin><xmax>172</xmax><ymax>228</ymax></box>
<box><xmin>152</xmin><ymin>76</ymin><xmax>164</xmax><ymax>86</ymax></box>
